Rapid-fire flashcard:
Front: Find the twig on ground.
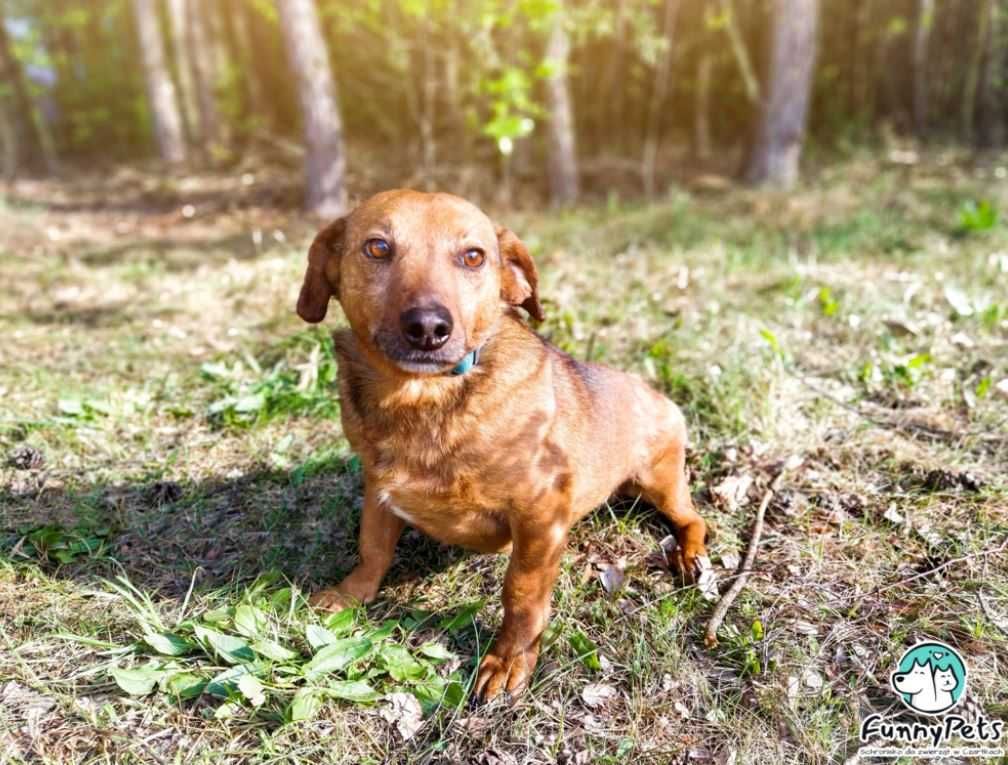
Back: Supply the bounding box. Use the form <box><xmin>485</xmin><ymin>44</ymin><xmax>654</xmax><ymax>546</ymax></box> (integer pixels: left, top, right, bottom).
<box><xmin>705</xmin><ymin>468</ymin><xmax>786</xmax><ymax>648</ymax></box>
<box><xmin>867</xmin><ymin>540</ymin><xmax>1008</xmax><ymax>597</ymax></box>
<box><xmin>977</xmin><ymin>589</ymin><xmax>1008</xmax><ymax>639</ymax></box>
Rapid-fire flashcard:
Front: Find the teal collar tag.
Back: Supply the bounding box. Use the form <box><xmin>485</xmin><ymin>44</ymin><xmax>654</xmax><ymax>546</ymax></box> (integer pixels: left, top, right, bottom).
<box><xmin>451</xmin><ymin>347</ymin><xmax>480</xmax><ymax>376</ymax></box>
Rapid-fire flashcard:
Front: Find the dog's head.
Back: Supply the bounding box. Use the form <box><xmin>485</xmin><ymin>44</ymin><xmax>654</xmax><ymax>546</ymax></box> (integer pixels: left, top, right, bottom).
<box><xmin>296</xmin><ymin>189</ymin><xmax>542</xmax><ymax>374</ymax></box>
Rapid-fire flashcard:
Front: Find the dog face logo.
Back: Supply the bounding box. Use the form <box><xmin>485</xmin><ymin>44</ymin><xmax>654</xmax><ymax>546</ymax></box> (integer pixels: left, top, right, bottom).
<box><xmin>890</xmin><ymin>641</ymin><xmax>967</xmax><ymax>715</ymax></box>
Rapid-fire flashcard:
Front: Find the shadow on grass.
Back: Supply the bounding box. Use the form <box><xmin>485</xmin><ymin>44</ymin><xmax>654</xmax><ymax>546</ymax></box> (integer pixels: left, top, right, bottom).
<box><xmin>0</xmin><ymin>460</ymin><xmax>471</xmax><ymax>604</ymax></box>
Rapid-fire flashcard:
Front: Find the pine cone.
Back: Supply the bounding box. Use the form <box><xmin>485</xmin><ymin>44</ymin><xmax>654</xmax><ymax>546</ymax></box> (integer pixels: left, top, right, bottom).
<box><xmin>7</xmin><ymin>445</ymin><xmax>45</xmax><ymax>471</ymax></box>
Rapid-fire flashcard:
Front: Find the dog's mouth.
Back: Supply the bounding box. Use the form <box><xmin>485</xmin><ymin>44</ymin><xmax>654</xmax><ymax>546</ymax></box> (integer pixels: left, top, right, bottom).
<box><xmin>391</xmin><ymin>353</ymin><xmax>458</xmax><ymax>374</ymax></box>
<box><xmin>373</xmin><ymin>331</ymin><xmax>466</xmax><ymax>375</ymax></box>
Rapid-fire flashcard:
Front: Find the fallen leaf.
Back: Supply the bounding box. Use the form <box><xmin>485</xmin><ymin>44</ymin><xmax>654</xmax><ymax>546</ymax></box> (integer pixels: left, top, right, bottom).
<box><xmin>597</xmin><ymin>563</ymin><xmax>625</xmax><ymax>596</ymax></box>
<box><xmin>719</xmin><ymin>551</ymin><xmax>741</xmax><ymax>571</ymax></box>
<box><xmin>950</xmin><ymin>331</ymin><xmax>974</xmax><ymax>348</ymax></box>
<box><xmin>995</xmin><ymin>378</ymin><xmax>1008</xmax><ymax>399</ymax></box>
<box><xmin>783</xmin><ymin>454</ymin><xmax>805</xmax><ymax>471</ymax></box>
<box><xmin>581</xmin><ymin>683</ymin><xmax>618</xmax><ymax>708</ymax></box>
<box><xmin>695</xmin><ymin>556</ymin><xmax>718</xmax><ymax>602</ymax></box>
<box><xmin>658</xmin><ymin>534</ymin><xmax>678</xmax><ymax>567</ymax></box>
<box><xmin>380</xmin><ymin>692</ymin><xmax>423</xmax><ymax>740</ymax></box>
<box><xmin>711</xmin><ymin>474</ymin><xmax>753</xmax><ymax>511</ymax></box>
<box><xmin>944</xmin><ymin>285</ymin><xmax>974</xmax><ymax>317</ymax></box>
<box><xmin>802</xmin><ymin>669</ymin><xmax>824</xmax><ymax>690</ymax></box>
<box><xmin>883</xmin><ymin>318</ymin><xmax>921</xmax><ymax>337</ymax></box>
<box><xmin>882</xmin><ymin>505</ymin><xmax>905</xmax><ymax>526</ymax></box>
<box><xmin>913</xmin><ymin>520</ymin><xmax>943</xmax><ymax>548</ymax></box>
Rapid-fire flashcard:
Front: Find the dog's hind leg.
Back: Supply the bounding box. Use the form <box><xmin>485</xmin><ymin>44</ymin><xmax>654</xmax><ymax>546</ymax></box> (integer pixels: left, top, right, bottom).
<box><xmin>628</xmin><ymin>413</ymin><xmax>707</xmax><ymax>581</ymax></box>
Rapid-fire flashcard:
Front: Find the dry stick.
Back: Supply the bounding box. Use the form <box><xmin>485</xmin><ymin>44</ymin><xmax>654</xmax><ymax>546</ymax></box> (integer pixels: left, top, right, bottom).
<box><xmin>867</xmin><ymin>539</ymin><xmax>1008</xmax><ymax>597</ymax></box>
<box><xmin>978</xmin><ymin>590</ymin><xmax>1008</xmax><ymax>639</ymax></box>
<box><xmin>705</xmin><ymin>469</ymin><xmax>785</xmax><ymax>648</ymax></box>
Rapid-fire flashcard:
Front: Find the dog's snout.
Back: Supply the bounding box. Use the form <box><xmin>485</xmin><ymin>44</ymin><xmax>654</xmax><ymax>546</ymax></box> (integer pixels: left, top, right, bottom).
<box><xmin>400</xmin><ymin>304</ymin><xmax>453</xmax><ymax>350</ymax></box>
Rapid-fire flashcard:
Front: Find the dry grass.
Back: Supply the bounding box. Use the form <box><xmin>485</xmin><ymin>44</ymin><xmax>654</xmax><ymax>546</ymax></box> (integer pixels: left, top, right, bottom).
<box><xmin>1</xmin><ymin>151</ymin><xmax>1007</xmax><ymax>764</ymax></box>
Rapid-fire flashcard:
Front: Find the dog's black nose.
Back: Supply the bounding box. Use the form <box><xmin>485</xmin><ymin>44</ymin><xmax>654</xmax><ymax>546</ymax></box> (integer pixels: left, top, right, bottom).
<box><xmin>400</xmin><ymin>305</ymin><xmax>453</xmax><ymax>350</ymax></box>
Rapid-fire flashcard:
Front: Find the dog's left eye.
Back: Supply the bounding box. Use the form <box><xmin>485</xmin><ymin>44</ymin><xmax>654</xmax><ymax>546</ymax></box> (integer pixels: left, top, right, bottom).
<box><xmin>461</xmin><ymin>249</ymin><xmax>485</xmax><ymax>268</ymax></box>
<box><xmin>363</xmin><ymin>238</ymin><xmax>392</xmax><ymax>259</ymax></box>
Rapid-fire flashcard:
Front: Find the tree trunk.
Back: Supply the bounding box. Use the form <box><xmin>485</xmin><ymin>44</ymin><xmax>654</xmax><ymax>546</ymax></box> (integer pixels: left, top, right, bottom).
<box><xmin>229</xmin><ymin>0</ymin><xmax>271</xmax><ymax>131</ymax></box>
<box><xmin>275</xmin><ymin>0</ymin><xmax>346</xmax><ymax>217</ymax></box>
<box><xmin>912</xmin><ymin>0</ymin><xmax>934</xmax><ymax>138</ymax></box>
<box><xmin>545</xmin><ymin>6</ymin><xmax>579</xmax><ymax>206</ymax></box>
<box><xmin>963</xmin><ymin>0</ymin><xmax>993</xmax><ymax>144</ymax></box>
<box><xmin>744</xmin><ymin>0</ymin><xmax>819</xmax><ymax>188</ymax></box>
<box><xmin>187</xmin><ymin>0</ymin><xmax>223</xmax><ymax>153</ymax></box>
<box><xmin>850</xmin><ymin>0</ymin><xmax>875</xmax><ymax>123</ymax></box>
<box><xmin>0</xmin><ymin>13</ymin><xmax>46</xmax><ymax>174</ymax></box>
<box><xmin>0</xmin><ymin>100</ymin><xmax>17</xmax><ymax>181</ymax></box>
<box><xmin>694</xmin><ymin>52</ymin><xmax>712</xmax><ymax>160</ymax></box>
<box><xmin>166</xmin><ymin>0</ymin><xmax>198</xmax><ymax>141</ymax></box>
<box><xmin>721</xmin><ymin>0</ymin><xmax>761</xmax><ymax>105</ymax></box>
<box><xmin>976</xmin><ymin>0</ymin><xmax>1005</xmax><ymax>147</ymax></box>
<box><xmin>642</xmin><ymin>0</ymin><xmax>681</xmax><ymax>197</ymax></box>
<box><xmin>131</xmin><ymin>0</ymin><xmax>187</xmax><ymax>163</ymax></box>
<box><xmin>418</xmin><ymin>17</ymin><xmax>437</xmax><ymax>190</ymax></box>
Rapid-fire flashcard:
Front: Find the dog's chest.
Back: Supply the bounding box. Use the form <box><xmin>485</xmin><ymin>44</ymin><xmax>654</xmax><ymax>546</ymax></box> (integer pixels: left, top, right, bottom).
<box><xmin>361</xmin><ymin>425</ymin><xmax>519</xmax><ymax>551</ymax></box>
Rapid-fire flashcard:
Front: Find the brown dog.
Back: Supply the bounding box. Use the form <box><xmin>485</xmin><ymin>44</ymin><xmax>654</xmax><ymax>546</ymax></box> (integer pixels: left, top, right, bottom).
<box><xmin>296</xmin><ymin>190</ymin><xmax>707</xmax><ymax>701</ymax></box>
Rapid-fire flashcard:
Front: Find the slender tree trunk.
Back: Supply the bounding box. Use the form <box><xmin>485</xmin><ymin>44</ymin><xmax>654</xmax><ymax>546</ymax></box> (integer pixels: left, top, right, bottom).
<box><xmin>721</xmin><ymin>0</ymin><xmax>760</xmax><ymax>105</ymax></box>
<box><xmin>977</xmin><ymin>0</ymin><xmax>1007</xmax><ymax>147</ymax></box>
<box><xmin>245</xmin><ymin>1</ymin><xmax>290</xmax><ymax>133</ymax></box>
<box><xmin>131</xmin><ymin>0</ymin><xmax>187</xmax><ymax>163</ymax></box>
<box><xmin>912</xmin><ymin>0</ymin><xmax>934</xmax><ymax>138</ymax></box>
<box><xmin>851</xmin><ymin>0</ymin><xmax>875</xmax><ymax>123</ymax></box>
<box><xmin>187</xmin><ymin>0</ymin><xmax>223</xmax><ymax>153</ymax></box>
<box><xmin>597</xmin><ymin>0</ymin><xmax>628</xmax><ymax>153</ymax></box>
<box><xmin>275</xmin><ymin>0</ymin><xmax>346</xmax><ymax>217</ymax></box>
<box><xmin>963</xmin><ymin>0</ymin><xmax>993</xmax><ymax>144</ymax></box>
<box><xmin>0</xmin><ymin>100</ymin><xmax>17</xmax><ymax>181</ymax></box>
<box><xmin>220</xmin><ymin>0</ymin><xmax>252</xmax><ymax>138</ymax></box>
<box><xmin>694</xmin><ymin>52</ymin><xmax>713</xmax><ymax>160</ymax></box>
<box><xmin>545</xmin><ymin>6</ymin><xmax>579</xmax><ymax>206</ymax></box>
<box><xmin>642</xmin><ymin>0</ymin><xmax>681</xmax><ymax>197</ymax></box>
<box><xmin>166</xmin><ymin>0</ymin><xmax>198</xmax><ymax>141</ymax></box>
<box><xmin>419</xmin><ymin>18</ymin><xmax>437</xmax><ymax>190</ymax></box>
<box><xmin>744</xmin><ymin>0</ymin><xmax>819</xmax><ymax>188</ymax></box>
<box><xmin>0</xmin><ymin>13</ymin><xmax>46</xmax><ymax>174</ymax></box>
<box><xmin>229</xmin><ymin>0</ymin><xmax>271</xmax><ymax>131</ymax></box>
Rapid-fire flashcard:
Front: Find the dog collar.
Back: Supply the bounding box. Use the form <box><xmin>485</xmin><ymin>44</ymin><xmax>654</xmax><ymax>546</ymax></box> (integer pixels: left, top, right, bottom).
<box><xmin>451</xmin><ymin>347</ymin><xmax>480</xmax><ymax>376</ymax></box>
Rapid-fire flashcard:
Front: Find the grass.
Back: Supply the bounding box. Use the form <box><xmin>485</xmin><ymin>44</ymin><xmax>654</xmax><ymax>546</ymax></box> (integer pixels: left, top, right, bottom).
<box><xmin>2</xmin><ymin>152</ymin><xmax>1007</xmax><ymax>763</ymax></box>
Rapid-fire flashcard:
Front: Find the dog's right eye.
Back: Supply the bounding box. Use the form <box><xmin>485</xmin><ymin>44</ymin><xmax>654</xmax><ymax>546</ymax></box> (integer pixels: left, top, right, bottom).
<box><xmin>363</xmin><ymin>238</ymin><xmax>392</xmax><ymax>259</ymax></box>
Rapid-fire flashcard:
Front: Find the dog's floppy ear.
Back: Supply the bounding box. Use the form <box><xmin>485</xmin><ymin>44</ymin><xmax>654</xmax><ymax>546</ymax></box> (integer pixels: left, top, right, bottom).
<box><xmin>496</xmin><ymin>226</ymin><xmax>544</xmax><ymax>322</ymax></box>
<box><xmin>297</xmin><ymin>218</ymin><xmax>346</xmax><ymax>323</ymax></box>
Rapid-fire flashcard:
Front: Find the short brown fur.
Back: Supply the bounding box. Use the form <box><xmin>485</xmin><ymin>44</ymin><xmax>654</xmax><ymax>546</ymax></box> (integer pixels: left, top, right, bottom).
<box><xmin>297</xmin><ymin>190</ymin><xmax>707</xmax><ymax>701</ymax></box>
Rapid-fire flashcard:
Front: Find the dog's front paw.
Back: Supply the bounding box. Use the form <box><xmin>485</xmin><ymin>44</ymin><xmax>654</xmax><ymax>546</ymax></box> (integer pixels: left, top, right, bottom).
<box><xmin>474</xmin><ymin>647</ymin><xmax>537</xmax><ymax>702</ymax></box>
<box><xmin>676</xmin><ymin>544</ymin><xmax>708</xmax><ymax>583</ymax></box>
<box><xmin>674</xmin><ymin>524</ymin><xmax>708</xmax><ymax>584</ymax></box>
<box><xmin>308</xmin><ymin>587</ymin><xmax>356</xmax><ymax>612</ymax></box>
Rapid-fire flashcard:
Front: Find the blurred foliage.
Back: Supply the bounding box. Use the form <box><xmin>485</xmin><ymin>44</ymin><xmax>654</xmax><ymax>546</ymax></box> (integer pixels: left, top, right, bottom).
<box><xmin>1</xmin><ymin>0</ymin><xmax>1005</xmax><ymax>183</ymax></box>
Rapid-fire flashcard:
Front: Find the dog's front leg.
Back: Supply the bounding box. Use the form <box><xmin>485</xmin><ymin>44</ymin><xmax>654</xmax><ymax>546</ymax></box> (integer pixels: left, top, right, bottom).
<box><xmin>475</xmin><ymin>514</ymin><xmax>568</xmax><ymax>701</ymax></box>
<box><xmin>309</xmin><ymin>482</ymin><xmax>404</xmax><ymax>612</ymax></box>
